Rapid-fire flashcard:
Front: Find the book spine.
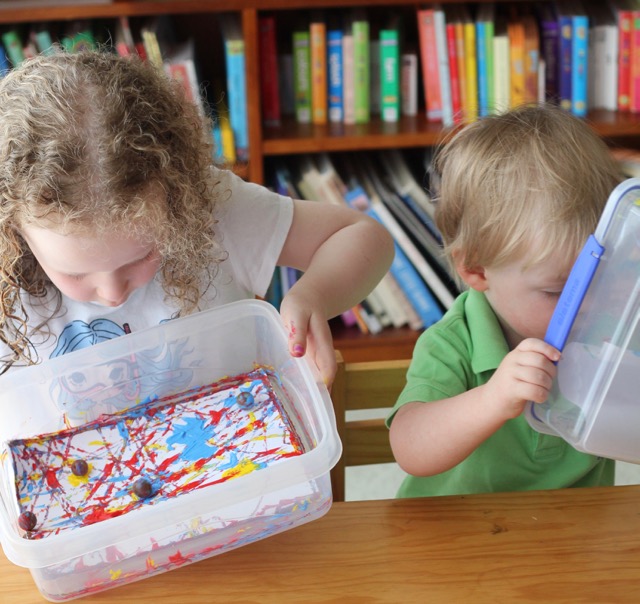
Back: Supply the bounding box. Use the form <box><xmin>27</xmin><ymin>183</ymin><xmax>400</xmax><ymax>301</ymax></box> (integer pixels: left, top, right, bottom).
<box><xmin>492</xmin><ymin>33</ymin><xmax>510</xmax><ymax>114</ymax></box>
<box><xmin>293</xmin><ymin>30</ymin><xmax>312</xmax><ymax>124</ymax></box>
<box><xmin>0</xmin><ymin>43</ymin><xmax>9</xmax><ymax>76</ymax></box>
<box><xmin>539</xmin><ymin>13</ymin><xmax>559</xmax><ymax>101</ymax></box>
<box><xmin>463</xmin><ymin>20</ymin><xmax>478</xmax><ymax>121</ymax></box>
<box><xmin>224</xmin><ymin>37</ymin><xmax>249</xmax><ymax>162</ymax></box>
<box><xmin>508</xmin><ymin>20</ymin><xmax>525</xmax><ymax>107</ymax></box>
<box><xmin>619</xmin><ymin>9</ymin><xmax>633</xmax><ymax>111</ymax></box>
<box><xmin>380</xmin><ymin>29</ymin><xmax>400</xmax><ymax>122</ymax></box>
<box><xmin>571</xmin><ymin>15</ymin><xmax>588</xmax><ymax>117</ymax></box>
<box><xmin>631</xmin><ymin>12</ymin><xmax>640</xmax><ymax>113</ymax></box>
<box><xmin>327</xmin><ymin>29</ymin><xmax>344</xmax><ymax>122</ymax></box>
<box><xmin>369</xmin><ymin>39</ymin><xmax>381</xmax><ymax>116</ymax></box>
<box><xmin>434</xmin><ymin>8</ymin><xmax>453</xmax><ymax>126</ymax></box>
<box><xmin>400</xmin><ymin>52</ymin><xmax>418</xmax><ymax>116</ymax></box>
<box><xmin>258</xmin><ymin>15</ymin><xmax>281</xmax><ymax>126</ymax></box>
<box><xmin>446</xmin><ymin>21</ymin><xmax>462</xmax><ymax>123</ymax></box>
<box><xmin>342</xmin><ymin>32</ymin><xmax>356</xmax><ymax>124</ymax></box>
<box><xmin>558</xmin><ymin>14</ymin><xmax>573</xmax><ymax>112</ymax></box>
<box><xmin>310</xmin><ymin>20</ymin><xmax>328</xmax><ymax>124</ymax></box>
<box><xmin>454</xmin><ymin>21</ymin><xmax>467</xmax><ymax>122</ymax></box>
<box><xmin>353</xmin><ymin>19</ymin><xmax>370</xmax><ymax>123</ymax></box>
<box><xmin>476</xmin><ymin>20</ymin><xmax>489</xmax><ymax>117</ymax></box>
<box><xmin>2</xmin><ymin>30</ymin><xmax>24</xmax><ymax>67</ymax></box>
<box><xmin>417</xmin><ymin>8</ymin><xmax>442</xmax><ymax>122</ymax></box>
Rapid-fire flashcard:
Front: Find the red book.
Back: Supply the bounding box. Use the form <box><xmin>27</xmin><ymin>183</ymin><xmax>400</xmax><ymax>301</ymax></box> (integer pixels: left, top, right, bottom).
<box><xmin>445</xmin><ymin>21</ymin><xmax>462</xmax><ymax>122</ymax></box>
<box><xmin>617</xmin><ymin>5</ymin><xmax>633</xmax><ymax>111</ymax></box>
<box><xmin>630</xmin><ymin>11</ymin><xmax>640</xmax><ymax>112</ymax></box>
<box><xmin>417</xmin><ymin>8</ymin><xmax>442</xmax><ymax>122</ymax></box>
<box><xmin>258</xmin><ymin>15</ymin><xmax>281</xmax><ymax>126</ymax></box>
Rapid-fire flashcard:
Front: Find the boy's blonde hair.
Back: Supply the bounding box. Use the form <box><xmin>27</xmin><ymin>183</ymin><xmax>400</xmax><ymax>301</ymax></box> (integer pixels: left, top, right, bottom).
<box><xmin>0</xmin><ymin>50</ymin><xmax>225</xmax><ymax>368</ymax></box>
<box><xmin>431</xmin><ymin>104</ymin><xmax>623</xmax><ymax>275</ymax></box>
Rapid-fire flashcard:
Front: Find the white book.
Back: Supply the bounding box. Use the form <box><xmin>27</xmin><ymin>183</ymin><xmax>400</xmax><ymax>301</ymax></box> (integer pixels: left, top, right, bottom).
<box><xmin>492</xmin><ymin>26</ymin><xmax>510</xmax><ymax>114</ymax></box>
<box><xmin>342</xmin><ymin>33</ymin><xmax>356</xmax><ymax>124</ymax></box>
<box><xmin>384</xmin><ymin>271</ymin><xmax>424</xmax><ymax>330</ymax></box>
<box><xmin>373</xmin><ymin>273</ymin><xmax>412</xmax><ymax>328</ymax></box>
<box><xmin>434</xmin><ymin>6</ymin><xmax>453</xmax><ymax>127</ymax></box>
<box><xmin>365</xmin><ymin>289</ymin><xmax>393</xmax><ymax>327</ymax></box>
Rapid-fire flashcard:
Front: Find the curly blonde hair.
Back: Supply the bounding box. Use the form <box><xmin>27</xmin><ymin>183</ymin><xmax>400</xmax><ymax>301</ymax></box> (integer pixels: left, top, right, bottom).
<box><xmin>0</xmin><ymin>49</ymin><xmax>225</xmax><ymax>369</ymax></box>
<box><xmin>431</xmin><ymin>104</ymin><xmax>623</xmax><ymax>279</ymax></box>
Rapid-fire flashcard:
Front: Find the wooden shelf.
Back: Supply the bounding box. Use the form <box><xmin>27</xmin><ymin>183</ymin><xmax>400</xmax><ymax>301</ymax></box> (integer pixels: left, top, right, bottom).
<box><xmin>7</xmin><ymin>0</ymin><xmax>639</xmax><ymax>363</ymax></box>
<box><xmin>331</xmin><ymin>319</ymin><xmax>420</xmax><ymax>362</ymax></box>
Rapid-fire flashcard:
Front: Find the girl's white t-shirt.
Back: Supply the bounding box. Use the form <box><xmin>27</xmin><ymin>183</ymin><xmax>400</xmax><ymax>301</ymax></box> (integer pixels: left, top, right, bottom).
<box><xmin>2</xmin><ymin>168</ymin><xmax>294</xmax><ymax>369</ymax></box>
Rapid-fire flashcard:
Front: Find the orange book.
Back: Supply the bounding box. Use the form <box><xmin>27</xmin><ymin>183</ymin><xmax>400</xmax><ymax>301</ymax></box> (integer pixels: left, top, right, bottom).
<box><xmin>417</xmin><ymin>8</ymin><xmax>442</xmax><ymax>122</ymax></box>
<box><xmin>454</xmin><ymin>18</ymin><xmax>467</xmax><ymax>122</ymax></box>
<box><xmin>310</xmin><ymin>19</ymin><xmax>328</xmax><ymax>124</ymax></box>
<box><xmin>507</xmin><ymin>13</ymin><xmax>525</xmax><ymax>107</ymax></box>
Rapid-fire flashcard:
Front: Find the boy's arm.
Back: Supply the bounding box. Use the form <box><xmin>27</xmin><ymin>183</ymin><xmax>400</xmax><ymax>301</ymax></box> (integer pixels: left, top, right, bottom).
<box><xmin>278</xmin><ymin>198</ymin><xmax>394</xmax><ymax>384</ymax></box>
<box><xmin>389</xmin><ymin>338</ymin><xmax>560</xmax><ymax>476</ymax></box>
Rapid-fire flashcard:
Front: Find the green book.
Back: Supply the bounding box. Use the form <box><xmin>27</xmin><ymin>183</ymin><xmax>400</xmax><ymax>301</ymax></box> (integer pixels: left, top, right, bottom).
<box><xmin>352</xmin><ymin>18</ymin><xmax>370</xmax><ymax>124</ymax></box>
<box><xmin>2</xmin><ymin>30</ymin><xmax>25</xmax><ymax>67</ymax></box>
<box><xmin>293</xmin><ymin>30</ymin><xmax>311</xmax><ymax>124</ymax></box>
<box><xmin>379</xmin><ymin>29</ymin><xmax>400</xmax><ymax>122</ymax></box>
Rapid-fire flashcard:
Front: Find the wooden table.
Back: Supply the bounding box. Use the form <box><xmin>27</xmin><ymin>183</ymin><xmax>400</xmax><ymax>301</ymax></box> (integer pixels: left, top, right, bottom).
<box><xmin>4</xmin><ymin>485</ymin><xmax>640</xmax><ymax>603</ymax></box>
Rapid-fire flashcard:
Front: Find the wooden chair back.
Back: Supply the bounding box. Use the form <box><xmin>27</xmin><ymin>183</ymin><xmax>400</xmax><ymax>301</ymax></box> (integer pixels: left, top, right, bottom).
<box><xmin>330</xmin><ymin>350</ymin><xmax>410</xmax><ymax>502</ymax></box>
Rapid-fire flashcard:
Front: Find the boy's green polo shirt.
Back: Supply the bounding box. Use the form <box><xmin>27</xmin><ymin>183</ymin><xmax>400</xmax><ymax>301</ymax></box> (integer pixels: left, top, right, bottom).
<box><xmin>387</xmin><ymin>289</ymin><xmax>614</xmax><ymax>498</ymax></box>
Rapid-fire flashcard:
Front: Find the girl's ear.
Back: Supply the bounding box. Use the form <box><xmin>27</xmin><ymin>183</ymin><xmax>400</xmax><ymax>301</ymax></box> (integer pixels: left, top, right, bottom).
<box><xmin>453</xmin><ymin>252</ymin><xmax>489</xmax><ymax>292</ymax></box>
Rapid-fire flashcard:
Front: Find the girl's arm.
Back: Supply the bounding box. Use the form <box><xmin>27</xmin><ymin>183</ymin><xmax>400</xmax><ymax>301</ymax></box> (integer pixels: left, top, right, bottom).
<box><xmin>389</xmin><ymin>338</ymin><xmax>560</xmax><ymax>476</ymax></box>
<box><xmin>278</xmin><ymin>198</ymin><xmax>394</xmax><ymax>385</ymax></box>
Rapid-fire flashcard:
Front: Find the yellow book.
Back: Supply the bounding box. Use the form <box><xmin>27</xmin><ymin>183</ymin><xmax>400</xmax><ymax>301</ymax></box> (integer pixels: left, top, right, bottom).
<box><xmin>463</xmin><ymin>18</ymin><xmax>478</xmax><ymax>122</ymax></box>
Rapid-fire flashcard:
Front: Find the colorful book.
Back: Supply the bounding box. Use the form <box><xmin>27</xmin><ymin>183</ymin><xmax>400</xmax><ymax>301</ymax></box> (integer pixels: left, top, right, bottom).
<box><xmin>220</xmin><ymin>15</ymin><xmax>249</xmax><ymax>162</ymax></box>
<box><xmin>114</xmin><ymin>15</ymin><xmax>135</xmax><ymax>57</ymax></box>
<box><xmin>417</xmin><ymin>7</ymin><xmax>442</xmax><ymax>122</ymax></box>
<box><xmin>612</xmin><ymin>0</ymin><xmax>634</xmax><ymax>111</ymax></box>
<box><xmin>587</xmin><ymin>2</ymin><xmax>618</xmax><ymax>111</ymax></box>
<box><xmin>31</xmin><ymin>25</ymin><xmax>55</xmax><ymax>56</ymax></box>
<box><xmin>571</xmin><ymin>11</ymin><xmax>589</xmax><ymax>117</ymax></box>
<box><xmin>434</xmin><ymin>6</ymin><xmax>453</xmax><ymax>127</ymax></box>
<box><xmin>537</xmin><ymin>3</ymin><xmax>560</xmax><ymax>102</ymax></box>
<box><xmin>557</xmin><ymin>1</ymin><xmax>575</xmax><ymax>112</ymax></box>
<box><xmin>342</xmin><ymin>29</ymin><xmax>356</xmax><ymax>124</ymax></box>
<box><xmin>630</xmin><ymin>10</ymin><xmax>640</xmax><ymax>112</ymax></box>
<box><xmin>492</xmin><ymin>14</ymin><xmax>510</xmax><ymax>114</ymax></box>
<box><xmin>327</xmin><ymin>28</ymin><xmax>344</xmax><ymax>122</ymax></box>
<box><xmin>462</xmin><ymin>9</ymin><xmax>478</xmax><ymax>122</ymax></box>
<box><xmin>352</xmin><ymin>16</ymin><xmax>370</xmax><ymax>123</ymax></box>
<box><xmin>369</xmin><ymin>37</ymin><xmax>381</xmax><ymax>116</ymax></box>
<box><xmin>445</xmin><ymin>10</ymin><xmax>463</xmax><ymax>123</ymax></box>
<box><xmin>379</xmin><ymin>29</ymin><xmax>400</xmax><ymax>122</ymax></box>
<box><xmin>258</xmin><ymin>15</ymin><xmax>281</xmax><ymax>126</ymax></box>
<box><xmin>2</xmin><ymin>29</ymin><xmax>25</xmax><ymax>67</ymax></box>
<box><xmin>451</xmin><ymin>8</ymin><xmax>468</xmax><ymax>122</ymax></box>
<box><xmin>400</xmin><ymin>52</ymin><xmax>418</xmax><ymax>116</ymax></box>
<box><xmin>476</xmin><ymin>3</ymin><xmax>495</xmax><ymax>117</ymax></box>
<box><xmin>310</xmin><ymin>18</ymin><xmax>328</xmax><ymax>124</ymax></box>
<box><xmin>0</xmin><ymin>43</ymin><xmax>9</xmax><ymax>76</ymax></box>
<box><xmin>508</xmin><ymin>10</ymin><xmax>526</xmax><ymax>107</ymax></box>
<box><xmin>293</xmin><ymin>29</ymin><xmax>312</xmax><ymax>124</ymax></box>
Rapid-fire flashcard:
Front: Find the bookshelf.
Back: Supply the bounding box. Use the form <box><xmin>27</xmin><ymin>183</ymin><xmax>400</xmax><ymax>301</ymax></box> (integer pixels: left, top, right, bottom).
<box><xmin>3</xmin><ymin>0</ymin><xmax>640</xmax><ymax>362</ymax></box>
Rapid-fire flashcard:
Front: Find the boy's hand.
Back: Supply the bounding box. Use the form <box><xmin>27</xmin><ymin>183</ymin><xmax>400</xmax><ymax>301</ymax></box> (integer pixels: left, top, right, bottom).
<box><xmin>482</xmin><ymin>338</ymin><xmax>561</xmax><ymax>420</ymax></box>
<box><xmin>279</xmin><ymin>291</ymin><xmax>337</xmax><ymax>388</ymax></box>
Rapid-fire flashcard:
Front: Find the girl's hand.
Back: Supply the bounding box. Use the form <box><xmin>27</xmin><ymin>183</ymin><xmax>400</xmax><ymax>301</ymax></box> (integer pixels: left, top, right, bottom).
<box><xmin>482</xmin><ymin>338</ymin><xmax>561</xmax><ymax>420</ymax></box>
<box><xmin>279</xmin><ymin>290</ymin><xmax>337</xmax><ymax>388</ymax></box>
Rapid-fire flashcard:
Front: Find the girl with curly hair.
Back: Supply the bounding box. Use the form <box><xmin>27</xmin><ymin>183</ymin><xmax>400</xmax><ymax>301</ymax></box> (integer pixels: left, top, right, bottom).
<box><xmin>0</xmin><ymin>50</ymin><xmax>393</xmax><ymax>383</ymax></box>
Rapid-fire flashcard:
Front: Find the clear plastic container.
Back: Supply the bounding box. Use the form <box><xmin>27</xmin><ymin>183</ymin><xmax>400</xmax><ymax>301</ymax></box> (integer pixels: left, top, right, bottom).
<box><xmin>526</xmin><ymin>178</ymin><xmax>640</xmax><ymax>462</ymax></box>
<box><xmin>0</xmin><ymin>299</ymin><xmax>341</xmax><ymax>601</ymax></box>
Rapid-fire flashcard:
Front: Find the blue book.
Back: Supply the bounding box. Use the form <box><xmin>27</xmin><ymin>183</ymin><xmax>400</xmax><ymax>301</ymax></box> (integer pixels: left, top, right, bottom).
<box><xmin>0</xmin><ymin>44</ymin><xmax>10</xmax><ymax>77</ymax></box>
<box><xmin>327</xmin><ymin>29</ymin><xmax>344</xmax><ymax>123</ymax></box>
<box><xmin>475</xmin><ymin>4</ymin><xmax>494</xmax><ymax>117</ymax></box>
<box><xmin>221</xmin><ymin>16</ymin><xmax>249</xmax><ymax>162</ymax></box>
<box><xmin>557</xmin><ymin>9</ymin><xmax>573</xmax><ymax>111</ymax></box>
<box><xmin>571</xmin><ymin>14</ymin><xmax>588</xmax><ymax>117</ymax></box>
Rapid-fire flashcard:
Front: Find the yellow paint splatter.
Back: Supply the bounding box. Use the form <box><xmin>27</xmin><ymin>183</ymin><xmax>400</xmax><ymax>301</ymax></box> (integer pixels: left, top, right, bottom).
<box><xmin>109</xmin><ymin>569</ymin><xmax>122</xmax><ymax>580</ymax></box>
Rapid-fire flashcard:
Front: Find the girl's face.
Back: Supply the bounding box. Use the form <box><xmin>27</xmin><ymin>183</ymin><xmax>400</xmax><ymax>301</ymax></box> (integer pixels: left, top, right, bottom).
<box><xmin>21</xmin><ymin>225</ymin><xmax>161</xmax><ymax>307</ymax></box>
